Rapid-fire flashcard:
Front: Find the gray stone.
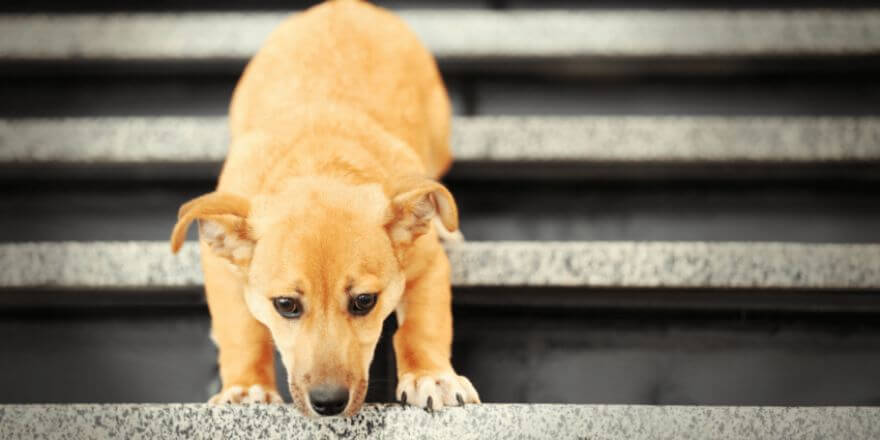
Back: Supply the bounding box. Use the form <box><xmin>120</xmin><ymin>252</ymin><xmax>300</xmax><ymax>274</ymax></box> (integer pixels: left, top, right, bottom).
<box><xmin>2</xmin><ymin>241</ymin><xmax>879</xmax><ymax>289</ymax></box>
<box><xmin>452</xmin><ymin>116</ymin><xmax>880</xmax><ymax>162</ymax></box>
<box><xmin>445</xmin><ymin>241</ymin><xmax>880</xmax><ymax>288</ymax></box>
<box><xmin>0</xmin><ymin>404</ymin><xmax>877</xmax><ymax>439</ymax></box>
<box><xmin>0</xmin><ymin>242</ymin><xmax>202</xmax><ymax>288</ymax></box>
<box><xmin>3</xmin><ymin>117</ymin><xmax>879</xmax><ymax>164</ymax></box>
<box><xmin>0</xmin><ymin>117</ymin><xmax>228</xmax><ymax>164</ymax></box>
<box><xmin>1</xmin><ymin>10</ymin><xmax>879</xmax><ymax>61</ymax></box>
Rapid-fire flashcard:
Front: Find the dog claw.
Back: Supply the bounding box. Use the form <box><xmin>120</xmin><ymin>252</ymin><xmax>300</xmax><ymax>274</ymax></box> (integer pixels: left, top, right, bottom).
<box><xmin>401</xmin><ymin>391</ymin><xmax>407</xmax><ymax>405</ymax></box>
<box><xmin>396</xmin><ymin>372</ymin><xmax>480</xmax><ymax>411</ymax></box>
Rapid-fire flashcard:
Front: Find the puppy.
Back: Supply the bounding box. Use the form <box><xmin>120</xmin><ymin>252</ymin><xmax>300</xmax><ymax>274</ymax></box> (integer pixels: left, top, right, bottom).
<box><xmin>169</xmin><ymin>0</ymin><xmax>479</xmax><ymax>417</ymax></box>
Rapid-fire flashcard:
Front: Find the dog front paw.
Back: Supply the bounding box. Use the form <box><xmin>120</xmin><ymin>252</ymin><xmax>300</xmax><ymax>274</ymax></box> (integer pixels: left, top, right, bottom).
<box><xmin>396</xmin><ymin>371</ymin><xmax>480</xmax><ymax>410</ymax></box>
<box><xmin>208</xmin><ymin>384</ymin><xmax>283</xmax><ymax>404</ymax></box>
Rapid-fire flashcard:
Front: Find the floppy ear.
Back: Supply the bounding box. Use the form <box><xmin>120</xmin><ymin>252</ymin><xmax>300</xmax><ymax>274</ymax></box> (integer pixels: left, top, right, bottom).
<box><xmin>170</xmin><ymin>192</ymin><xmax>255</xmax><ymax>267</ymax></box>
<box><xmin>386</xmin><ymin>177</ymin><xmax>458</xmax><ymax>247</ymax></box>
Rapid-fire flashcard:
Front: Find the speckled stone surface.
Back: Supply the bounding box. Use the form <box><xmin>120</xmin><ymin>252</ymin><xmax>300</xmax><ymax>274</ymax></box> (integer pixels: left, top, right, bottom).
<box><xmin>2</xmin><ymin>241</ymin><xmax>879</xmax><ymax>289</ymax></box>
<box><xmin>0</xmin><ymin>242</ymin><xmax>202</xmax><ymax>288</ymax></box>
<box><xmin>445</xmin><ymin>241</ymin><xmax>880</xmax><ymax>288</ymax></box>
<box><xmin>3</xmin><ymin>117</ymin><xmax>879</xmax><ymax>164</ymax></box>
<box><xmin>452</xmin><ymin>117</ymin><xmax>880</xmax><ymax>162</ymax></box>
<box><xmin>0</xmin><ymin>404</ymin><xmax>878</xmax><ymax>439</ymax></box>
<box><xmin>0</xmin><ymin>118</ymin><xmax>228</xmax><ymax>163</ymax></box>
<box><xmin>1</xmin><ymin>10</ymin><xmax>879</xmax><ymax>61</ymax></box>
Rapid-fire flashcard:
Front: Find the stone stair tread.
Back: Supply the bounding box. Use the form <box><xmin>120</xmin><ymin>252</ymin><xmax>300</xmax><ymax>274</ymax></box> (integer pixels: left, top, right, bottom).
<box><xmin>2</xmin><ymin>241</ymin><xmax>878</xmax><ymax>289</ymax></box>
<box><xmin>3</xmin><ymin>116</ymin><xmax>879</xmax><ymax>165</ymax></box>
<box><xmin>1</xmin><ymin>10</ymin><xmax>878</xmax><ymax>62</ymax></box>
<box><xmin>0</xmin><ymin>404</ymin><xmax>877</xmax><ymax>439</ymax></box>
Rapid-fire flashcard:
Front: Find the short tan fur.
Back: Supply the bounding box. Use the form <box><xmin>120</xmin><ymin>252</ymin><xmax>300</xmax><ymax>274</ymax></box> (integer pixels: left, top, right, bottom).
<box><xmin>170</xmin><ymin>0</ymin><xmax>479</xmax><ymax>416</ymax></box>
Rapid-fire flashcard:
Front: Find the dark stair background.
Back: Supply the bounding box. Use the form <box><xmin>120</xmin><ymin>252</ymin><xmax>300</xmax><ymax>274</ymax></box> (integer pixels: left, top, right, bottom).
<box><xmin>1</xmin><ymin>0</ymin><xmax>879</xmax><ymax>406</ymax></box>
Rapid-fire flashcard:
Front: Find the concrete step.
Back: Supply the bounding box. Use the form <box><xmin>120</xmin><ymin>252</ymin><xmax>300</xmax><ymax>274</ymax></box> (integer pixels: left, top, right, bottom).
<box><xmin>4</xmin><ymin>116</ymin><xmax>879</xmax><ymax>163</ymax></box>
<box><xmin>0</xmin><ymin>404</ymin><xmax>877</xmax><ymax>439</ymax></box>
<box><xmin>3</xmin><ymin>116</ymin><xmax>878</xmax><ymax>179</ymax></box>
<box><xmin>2</xmin><ymin>241</ymin><xmax>878</xmax><ymax>290</ymax></box>
<box><xmin>2</xmin><ymin>10</ymin><xmax>879</xmax><ymax>74</ymax></box>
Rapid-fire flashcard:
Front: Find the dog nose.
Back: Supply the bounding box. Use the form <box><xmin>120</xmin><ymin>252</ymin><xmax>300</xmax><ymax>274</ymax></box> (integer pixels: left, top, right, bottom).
<box><xmin>308</xmin><ymin>384</ymin><xmax>349</xmax><ymax>416</ymax></box>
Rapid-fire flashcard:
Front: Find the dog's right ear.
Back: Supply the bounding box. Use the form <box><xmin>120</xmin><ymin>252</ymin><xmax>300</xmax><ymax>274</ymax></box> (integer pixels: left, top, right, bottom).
<box><xmin>385</xmin><ymin>176</ymin><xmax>458</xmax><ymax>248</ymax></box>
<box><xmin>170</xmin><ymin>192</ymin><xmax>255</xmax><ymax>267</ymax></box>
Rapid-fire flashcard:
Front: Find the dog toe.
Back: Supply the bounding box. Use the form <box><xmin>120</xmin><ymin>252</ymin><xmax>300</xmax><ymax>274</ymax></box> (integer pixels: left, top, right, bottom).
<box><xmin>396</xmin><ymin>371</ymin><xmax>480</xmax><ymax>410</ymax></box>
<box><xmin>209</xmin><ymin>384</ymin><xmax>283</xmax><ymax>404</ymax></box>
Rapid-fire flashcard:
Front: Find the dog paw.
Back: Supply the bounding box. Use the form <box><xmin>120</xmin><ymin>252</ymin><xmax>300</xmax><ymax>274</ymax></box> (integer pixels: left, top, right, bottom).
<box><xmin>396</xmin><ymin>371</ymin><xmax>480</xmax><ymax>410</ymax></box>
<box><xmin>208</xmin><ymin>384</ymin><xmax>283</xmax><ymax>404</ymax></box>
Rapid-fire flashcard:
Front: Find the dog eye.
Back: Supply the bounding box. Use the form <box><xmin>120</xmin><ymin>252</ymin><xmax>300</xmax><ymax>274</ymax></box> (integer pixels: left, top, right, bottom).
<box><xmin>273</xmin><ymin>297</ymin><xmax>303</xmax><ymax>319</ymax></box>
<box><xmin>349</xmin><ymin>293</ymin><xmax>377</xmax><ymax>316</ymax></box>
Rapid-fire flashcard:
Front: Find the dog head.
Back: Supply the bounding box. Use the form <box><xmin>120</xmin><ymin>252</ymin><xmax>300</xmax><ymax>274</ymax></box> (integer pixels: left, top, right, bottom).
<box><xmin>170</xmin><ymin>176</ymin><xmax>457</xmax><ymax>416</ymax></box>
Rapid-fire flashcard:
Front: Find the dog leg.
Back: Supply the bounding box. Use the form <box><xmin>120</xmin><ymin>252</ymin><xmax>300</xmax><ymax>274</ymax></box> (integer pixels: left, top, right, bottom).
<box><xmin>202</xmin><ymin>242</ymin><xmax>282</xmax><ymax>404</ymax></box>
<box><xmin>393</xmin><ymin>249</ymin><xmax>480</xmax><ymax>410</ymax></box>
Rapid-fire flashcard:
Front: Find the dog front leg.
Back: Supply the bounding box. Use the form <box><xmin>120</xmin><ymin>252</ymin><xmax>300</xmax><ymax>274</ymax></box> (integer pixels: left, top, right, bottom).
<box><xmin>202</xmin><ymin>242</ymin><xmax>282</xmax><ymax>404</ymax></box>
<box><xmin>392</xmin><ymin>250</ymin><xmax>480</xmax><ymax>410</ymax></box>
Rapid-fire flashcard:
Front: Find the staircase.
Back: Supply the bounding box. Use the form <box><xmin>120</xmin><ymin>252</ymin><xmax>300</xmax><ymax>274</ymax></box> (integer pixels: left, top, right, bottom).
<box><xmin>1</xmin><ymin>0</ymin><xmax>880</xmax><ymax>438</ymax></box>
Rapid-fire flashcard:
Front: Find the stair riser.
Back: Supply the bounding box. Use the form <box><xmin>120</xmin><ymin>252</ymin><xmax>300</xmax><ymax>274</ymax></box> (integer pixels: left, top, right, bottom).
<box><xmin>1</xmin><ymin>304</ymin><xmax>878</xmax><ymax>405</ymax></box>
<box><xmin>2</xmin><ymin>181</ymin><xmax>880</xmax><ymax>243</ymax></box>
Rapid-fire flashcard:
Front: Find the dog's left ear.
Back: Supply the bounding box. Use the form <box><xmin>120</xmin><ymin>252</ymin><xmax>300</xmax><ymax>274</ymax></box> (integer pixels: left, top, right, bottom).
<box><xmin>170</xmin><ymin>191</ymin><xmax>255</xmax><ymax>268</ymax></box>
<box><xmin>386</xmin><ymin>177</ymin><xmax>458</xmax><ymax>246</ymax></box>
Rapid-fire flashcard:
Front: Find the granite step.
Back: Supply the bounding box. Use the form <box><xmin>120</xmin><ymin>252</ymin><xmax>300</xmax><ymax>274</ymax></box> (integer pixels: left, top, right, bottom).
<box><xmin>0</xmin><ymin>404</ymin><xmax>877</xmax><ymax>439</ymax></box>
<box><xmin>2</xmin><ymin>116</ymin><xmax>878</xmax><ymax>180</ymax></box>
<box><xmin>2</xmin><ymin>10</ymin><xmax>879</xmax><ymax>75</ymax></box>
<box><xmin>2</xmin><ymin>241</ymin><xmax>878</xmax><ymax>291</ymax></box>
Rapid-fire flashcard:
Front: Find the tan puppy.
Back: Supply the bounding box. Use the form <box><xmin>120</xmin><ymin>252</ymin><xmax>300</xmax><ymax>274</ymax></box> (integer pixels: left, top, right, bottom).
<box><xmin>169</xmin><ymin>0</ymin><xmax>479</xmax><ymax>417</ymax></box>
